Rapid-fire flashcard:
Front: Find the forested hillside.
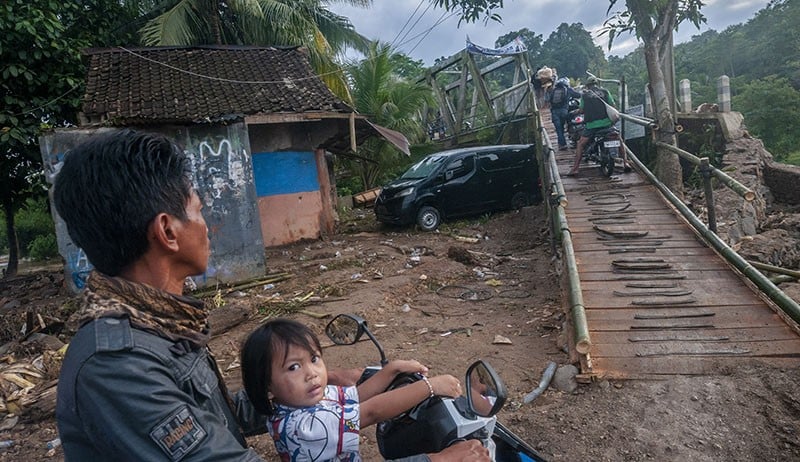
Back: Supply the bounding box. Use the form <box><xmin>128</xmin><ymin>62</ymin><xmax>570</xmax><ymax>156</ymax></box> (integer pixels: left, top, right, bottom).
<box><xmin>608</xmin><ymin>0</ymin><xmax>800</xmax><ymax>163</ymax></box>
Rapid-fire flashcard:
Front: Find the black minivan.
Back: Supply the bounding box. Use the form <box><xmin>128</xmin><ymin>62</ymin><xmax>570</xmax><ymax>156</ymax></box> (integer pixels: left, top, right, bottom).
<box><xmin>374</xmin><ymin>144</ymin><xmax>540</xmax><ymax>231</ymax></box>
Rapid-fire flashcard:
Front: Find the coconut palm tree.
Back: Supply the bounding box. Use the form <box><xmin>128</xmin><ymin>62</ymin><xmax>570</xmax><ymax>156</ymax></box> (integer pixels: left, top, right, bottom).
<box><xmin>136</xmin><ymin>0</ymin><xmax>372</xmax><ymax>99</ymax></box>
<box><xmin>345</xmin><ymin>41</ymin><xmax>434</xmax><ymax>189</ymax></box>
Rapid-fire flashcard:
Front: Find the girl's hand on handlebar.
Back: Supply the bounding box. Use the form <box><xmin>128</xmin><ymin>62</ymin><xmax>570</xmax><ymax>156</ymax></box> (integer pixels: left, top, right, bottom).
<box><xmin>386</xmin><ymin>359</ymin><xmax>429</xmax><ymax>376</ymax></box>
<box><xmin>430</xmin><ymin>374</ymin><xmax>462</xmax><ymax>398</ymax></box>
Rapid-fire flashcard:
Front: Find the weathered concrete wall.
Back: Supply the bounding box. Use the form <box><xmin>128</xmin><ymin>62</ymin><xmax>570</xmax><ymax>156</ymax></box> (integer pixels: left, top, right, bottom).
<box><xmin>247</xmin><ymin>122</ymin><xmax>339</xmax><ymax>247</ymax></box>
<box><xmin>764</xmin><ymin>162</ymin><xmax>800</xmax><ymax>205</ymax></box>
<box><xmin>39</xmin><ymin>124</ymin><xmax>266</xmax><ymax>292</ymax></box>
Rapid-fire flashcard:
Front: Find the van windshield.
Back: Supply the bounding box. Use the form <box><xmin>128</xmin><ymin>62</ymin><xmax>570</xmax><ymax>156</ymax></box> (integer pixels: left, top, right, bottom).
<box><xmin>400</xmin><ymin>154</ymin><xmax>447</xmax><ymax>179</ymax></box>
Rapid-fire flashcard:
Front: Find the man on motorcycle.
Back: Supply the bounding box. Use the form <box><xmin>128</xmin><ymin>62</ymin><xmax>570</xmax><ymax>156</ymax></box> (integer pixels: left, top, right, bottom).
<box><xmin>566</xmin><ymin>76</ymin><xmax>630</xmax><ymax>176</ymax></box>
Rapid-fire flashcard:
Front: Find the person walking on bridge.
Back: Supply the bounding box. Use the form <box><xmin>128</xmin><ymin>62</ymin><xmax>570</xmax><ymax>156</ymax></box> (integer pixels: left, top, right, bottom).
<box><xmin>546</xmin><ymin>77</ymin><xmax>581</xmax><ymax>151</ymax></box>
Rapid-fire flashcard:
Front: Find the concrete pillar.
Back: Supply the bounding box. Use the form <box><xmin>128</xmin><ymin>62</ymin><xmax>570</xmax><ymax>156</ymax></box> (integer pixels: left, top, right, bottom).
<box><xmin>717</xmin><ymin>75</ymin><xmax>731</xmax><ymax>112</ymax></box>
<box><xmin>679</xmin><ymin>79</ymin><xmax>692</xmax><ymax>113</ymax></box>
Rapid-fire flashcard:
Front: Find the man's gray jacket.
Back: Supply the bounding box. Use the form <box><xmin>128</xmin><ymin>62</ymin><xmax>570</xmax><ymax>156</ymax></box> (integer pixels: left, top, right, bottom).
<box><xmin>56</xmin><ymin>317</ymin><xmax>265</xmax><ymax>461</ymax></box>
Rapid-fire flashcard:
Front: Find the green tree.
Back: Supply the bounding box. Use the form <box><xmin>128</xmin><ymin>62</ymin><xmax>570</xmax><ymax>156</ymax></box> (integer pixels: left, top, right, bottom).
<box><xmin>345</xmin><ymin>42</ymin><xmax>433</xmax><ymax>189</ymax></box>
<box><xmin>491</xmin><ymin>28</ymin><xmax>543</xmax><ymax>88</ymax></box>
<box><xmin>733</xmin><ymin>76</ymin><xmax>800</xmax><ymax>160</ymax></box>
<box><xmin>138</xmin><ymin>0</ymin><xmax>371</xmax><ymax>100</ymax></box>
<box><xmin>540</xmin><ymin>23</ymin><xmax>606</xmax><ymax>80</ymax></box>
<box><xmin>603</xmin><ymin>0</ymin><xmax>706</xmax><ymax>195</ymax></box>
<box><xmin>0</xmin><ymin>0</ymin><xmax>140</xmax><ymax>277</ymax></box>
<box><xmin>389</xmin><ymin>53</ymin><xmax>427</xmax><ymax>81</ymax></box>
<box><xmin>607</xmin><ymin>47</ymin><xmax>648</xmax><ymax>106</ymax></box>
<box><xmin>0</xmin><ymin>0</ymin><xmax>83</xmax><ymax>277</ymax></box>
<box><xmin>431</xmin><ymin>0</ymin><xmax>505</xmax><ymax>24</ymax></box>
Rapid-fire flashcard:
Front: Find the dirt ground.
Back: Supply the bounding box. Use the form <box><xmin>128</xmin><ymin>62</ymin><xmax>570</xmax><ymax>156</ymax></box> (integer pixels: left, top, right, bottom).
<box><xmin>1</xmin><ymin>203</ymin><xmax>799</xmax><ymax>461</ymax></box>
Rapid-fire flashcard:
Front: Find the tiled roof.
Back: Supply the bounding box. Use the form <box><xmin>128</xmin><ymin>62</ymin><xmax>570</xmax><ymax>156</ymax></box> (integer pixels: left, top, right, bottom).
<box><xmin>81</xmin><ymin>46</ymin><xmax>352</xmax><ymax>125</ymax></box>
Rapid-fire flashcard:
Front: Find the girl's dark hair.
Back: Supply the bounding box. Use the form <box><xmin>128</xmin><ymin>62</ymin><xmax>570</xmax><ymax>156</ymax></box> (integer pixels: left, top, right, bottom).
<box><xmin>240</xmin><ymin>319</ymin><xmax>322</xmax><ymax>416</ymax></box>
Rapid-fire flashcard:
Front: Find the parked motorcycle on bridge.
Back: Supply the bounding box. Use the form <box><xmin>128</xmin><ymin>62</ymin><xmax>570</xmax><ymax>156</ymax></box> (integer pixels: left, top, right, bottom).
<box><xmin>566</xmin><ymin>98</ymin><xmax>584</xmax><ymax>149</ymax></box>
<box><xmin>325</xmin><ymin>313</ymin><xmax>547</xmax><ymax>462</ymax></box>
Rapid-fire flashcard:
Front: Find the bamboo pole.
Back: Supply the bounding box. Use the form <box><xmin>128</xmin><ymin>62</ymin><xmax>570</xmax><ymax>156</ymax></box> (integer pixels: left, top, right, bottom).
<box><xmin>749</xmin><ymin>261</ymin><xmax>800</xmax><ymax>280</ymax></box>
<box><xmin>555</xmin><ymin>205</ymin><xmax>592</xmax><ymax>354</ymax></box>
<box><xmin>654</xmin><ymin>141</ymin><xmax>755</xmax><ymax>202</ymax></box>
<box><xmin>540</xmin><ymin>125</ymin><xmax>567</xmax><ymax>208</ymax></box>
<box><xmin>625</xmin><ymin>146</ymin><xmax>800</xmax><ymax>324</ymax></box>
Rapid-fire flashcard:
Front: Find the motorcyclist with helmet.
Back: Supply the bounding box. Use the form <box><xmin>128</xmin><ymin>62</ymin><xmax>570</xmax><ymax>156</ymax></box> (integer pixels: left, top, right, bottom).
<box><xmin>566</xmin><ymin>76</ymin><xmax>631</xmax><ymax>176</ymax></box>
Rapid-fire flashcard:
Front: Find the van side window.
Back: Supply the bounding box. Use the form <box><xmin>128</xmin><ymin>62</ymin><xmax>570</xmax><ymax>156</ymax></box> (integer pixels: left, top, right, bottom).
<box><xmin>480</xmin><ymin>150</ymin><xmax>526</xmax><ymax>172</ymax></box>
<box><xmin>444</xmin><ymin>155</ymin><xmax>475</xmax><ymax>180</ymax></box>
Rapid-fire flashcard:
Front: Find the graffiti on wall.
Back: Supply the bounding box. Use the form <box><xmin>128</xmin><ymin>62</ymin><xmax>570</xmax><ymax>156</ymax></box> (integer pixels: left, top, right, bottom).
<box><xmin>66</xmin><ymin>247</ymin><xmax>92</xmax><ymax>289</ymax></box>
<box><xmin>42</xmin><ymin>126</ymin><xmax>264</xmax><ymax>292</ymax></box>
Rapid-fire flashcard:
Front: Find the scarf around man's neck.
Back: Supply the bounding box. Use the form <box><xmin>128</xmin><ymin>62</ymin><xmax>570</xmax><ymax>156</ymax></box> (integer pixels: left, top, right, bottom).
<box><xmin>79</xmin><ymin>271</ymin><xmax>211</xmax><ymax>349</ymax></box>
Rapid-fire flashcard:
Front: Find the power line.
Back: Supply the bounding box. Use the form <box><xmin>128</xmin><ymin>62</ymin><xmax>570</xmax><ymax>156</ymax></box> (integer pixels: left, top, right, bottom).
<box><xmin>390</xmin><ymin>0</ymin><xmax>427</xmax><ymax>48</ymax></box>
<box><xmin>403</xmin><ymin>11</ymin><xmax>458</xmax><ymax>57</ymax></box>
<box><xmin>393</xmin><ymin>1</ymin><xmax>436</xmax><ymax>51</ymax></box>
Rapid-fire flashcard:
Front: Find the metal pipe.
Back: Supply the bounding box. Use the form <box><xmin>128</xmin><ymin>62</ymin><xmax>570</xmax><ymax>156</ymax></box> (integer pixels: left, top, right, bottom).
<box><xmin>523</xmin><ymin>361</ymin><xmax>558</xmax><ymax>404</ymax></box>
<box><xmin>625</xmin><ymin>146</ymin><xmax>800</xmax><ymax>324</ymax></box>
<box><xmin>619</xmin><ymin>111</ymin><xmax>657</xmax><ymax>128</ymax></box>
<box><xmin>654</xmin><ymin>141</ymin><xmax>755</xmax><ymax>202</ymax></box>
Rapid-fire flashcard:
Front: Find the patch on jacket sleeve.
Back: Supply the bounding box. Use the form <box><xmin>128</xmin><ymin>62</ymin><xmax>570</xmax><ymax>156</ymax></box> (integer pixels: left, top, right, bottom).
<box><xmin>150</xmin><ymin>405</ymin><xmax>207</xmax><ymax>461</ymax></box>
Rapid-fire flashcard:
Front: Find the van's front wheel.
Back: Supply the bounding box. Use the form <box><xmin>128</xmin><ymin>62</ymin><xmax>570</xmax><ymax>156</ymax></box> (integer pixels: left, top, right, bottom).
<box><xmin>416</xmin><ymin>206</ymin><xmax>441</xmax><ymax>231</ymax></box>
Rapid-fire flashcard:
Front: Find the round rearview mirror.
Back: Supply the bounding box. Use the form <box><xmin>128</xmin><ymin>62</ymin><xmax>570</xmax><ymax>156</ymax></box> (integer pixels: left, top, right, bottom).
<box><xmin>325</xmin><ymin>314</ymin><xmax>365</xmax><ymax>345</ymax></box>
<box><xmin>465</xmin><ymin>360</ymin><xmax>507</xmax><ymax>418</ymax></box>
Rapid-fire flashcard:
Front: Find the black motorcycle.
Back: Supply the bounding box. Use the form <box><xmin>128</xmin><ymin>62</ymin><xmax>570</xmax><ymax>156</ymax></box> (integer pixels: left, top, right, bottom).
<box><xmin>582</xmin><ymin>126</ymin><xmax>622</xmax><ymax>177</ymax></box>
<box><xmin>325</xmin><ymin>313</ymin><xmax>547</xmax><ymax>462</ymax></box>
<box><xmin>566</xmin><ymin>98</ymin><xmax>584</xmax><ymax>149</ymax></box>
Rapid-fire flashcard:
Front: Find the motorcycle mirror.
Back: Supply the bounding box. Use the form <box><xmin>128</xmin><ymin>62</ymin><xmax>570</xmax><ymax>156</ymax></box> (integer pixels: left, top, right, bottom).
<box><xmin>325</xmin><ymin>314</ymin><xmax>364</xmax><ymax>345</ymax></box>
<box><xmin>325</xmin><ymin>314</ymin><xmax>389</xmax><ymax>366</ymax></box>
<box><xmin>464</xmin><ymin>360</ymin><xmax>507</xmax><ymax>418</ymax></box>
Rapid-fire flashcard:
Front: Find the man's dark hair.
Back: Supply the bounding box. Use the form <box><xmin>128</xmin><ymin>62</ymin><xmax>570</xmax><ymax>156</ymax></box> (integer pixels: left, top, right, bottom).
<box><xmin>241</xmin><ymin>319</ymin><xmax>323</xmax><ymax>416</ymax></box>
<box><xmin>53</xmin><ymin>129</ymin><xmax>193</xmax><ymax>276</ymax></box>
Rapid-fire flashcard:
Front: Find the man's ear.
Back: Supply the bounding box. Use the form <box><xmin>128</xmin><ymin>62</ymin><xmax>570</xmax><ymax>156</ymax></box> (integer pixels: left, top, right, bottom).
<box><xmin>149</xmin><ymin>212</ymin><xmax>180</xmax><ymax>253</ymax></box>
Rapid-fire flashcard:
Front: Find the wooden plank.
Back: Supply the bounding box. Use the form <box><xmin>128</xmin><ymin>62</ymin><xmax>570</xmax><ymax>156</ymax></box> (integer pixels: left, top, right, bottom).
<box><xmin>588</xmin><ymin>326</ymin><xmax>800</xmax><ymax>344</ymax></box>
<box><xmin>586</xmin><ymin>313</ymin><xmax>786</xmax><ymax>331</ymax></box>
<box><xmin>589</xmin><ymin>339</ymin><xmax>800</xmax><ymax>358</ymax></box>
<box><xmin>590</xmin><ymin>356</ymin><xmax>800</xmax><ymax>377</ymax></box>
<box><xmin>577</xmin><ymin>269</ymin><xmax>746</xmax><ymax>282</ymax></box>
<box><xmin>584</xmin><ymin>306</ymin><xmax>777</xmax><ymax>321</ymax></box>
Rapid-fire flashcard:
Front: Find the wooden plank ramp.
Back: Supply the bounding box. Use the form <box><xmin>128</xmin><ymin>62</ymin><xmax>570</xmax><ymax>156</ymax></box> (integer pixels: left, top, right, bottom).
<box><xmin>542</xmin><ymin>113</ymin><xmax>800</xmax><ymax>379</ymax></box>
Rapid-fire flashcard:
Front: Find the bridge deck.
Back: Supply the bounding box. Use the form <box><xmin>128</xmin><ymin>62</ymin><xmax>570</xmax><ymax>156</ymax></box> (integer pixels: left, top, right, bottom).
<box><xmin>544</xmin><ymin>117</ymin><xmax>800</xmax><ymax>379</ymax></box>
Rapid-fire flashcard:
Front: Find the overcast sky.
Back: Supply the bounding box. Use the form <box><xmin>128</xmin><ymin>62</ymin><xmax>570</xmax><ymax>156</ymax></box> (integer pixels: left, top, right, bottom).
<box><xmin>329</xmin><ymin>0</ymin><xmax>770</xmax><ymax>65</ymax></box>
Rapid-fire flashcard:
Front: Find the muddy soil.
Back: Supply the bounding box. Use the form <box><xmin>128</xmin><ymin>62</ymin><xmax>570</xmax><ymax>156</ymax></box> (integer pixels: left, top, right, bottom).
<box><xmin>1</xmin><ymin>204</ymin><xmax>799</xmax><ymax>461</ymax></box>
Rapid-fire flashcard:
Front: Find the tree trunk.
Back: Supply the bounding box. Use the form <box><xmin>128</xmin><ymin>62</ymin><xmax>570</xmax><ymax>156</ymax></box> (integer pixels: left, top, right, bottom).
<box><xmin>2</xmin><ymin>195</ymin><xmax>18</xmax><ymax>278</ymax></box>
<box><xmin>642</xmin><ymin>40</ymin><xmax>683</xmax><ymax>197</ymax></box>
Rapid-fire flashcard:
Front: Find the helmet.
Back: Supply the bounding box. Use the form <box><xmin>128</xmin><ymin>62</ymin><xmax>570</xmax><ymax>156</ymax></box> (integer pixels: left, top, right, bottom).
<box><xmin>585</xmin><ymin>76</ymin><xmax>598</xmax><ymax>86</ymax></box>
<box><xmin>556</xmin><ymin>77</ymin><xmax>570</xmax><ymax>87</ymax></box>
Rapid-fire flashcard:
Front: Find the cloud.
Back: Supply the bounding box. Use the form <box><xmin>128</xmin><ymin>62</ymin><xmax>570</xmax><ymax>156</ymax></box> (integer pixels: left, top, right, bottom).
<box><xmin>330</xmin><ymin>0</ymin><xmax>769</xmax><ymax>65</ymax></box>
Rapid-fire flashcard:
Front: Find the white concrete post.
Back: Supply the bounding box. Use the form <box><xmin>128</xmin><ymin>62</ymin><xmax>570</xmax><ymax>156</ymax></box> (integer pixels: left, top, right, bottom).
<box><xmin>717</xmin><ymin>75</ymin><xmax>731</xmax><ymax>112</ymax></box>
<box><xmin>644</xmin><ymin>84</ymin><xmax>653</xmax><ymax>118</ymax></box>
<box><xmin>680</xmin><ymin>79</ymin><xmax>692</xmax><ymax>113</ymax></box>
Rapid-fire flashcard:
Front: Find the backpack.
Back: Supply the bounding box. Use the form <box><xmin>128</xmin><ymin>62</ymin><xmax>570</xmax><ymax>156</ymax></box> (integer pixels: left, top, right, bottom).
<box><xmin>551</xmin><ymin>85</ymin><xmax>567</xmax><ymax>107</ymax></box>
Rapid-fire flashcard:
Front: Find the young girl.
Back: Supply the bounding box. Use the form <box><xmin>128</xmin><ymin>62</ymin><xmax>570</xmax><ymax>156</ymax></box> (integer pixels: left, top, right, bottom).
<box><xmin>241</xmin><ymin>318</ymin><xmax>461</xmax><ymax>462</ymax></box>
